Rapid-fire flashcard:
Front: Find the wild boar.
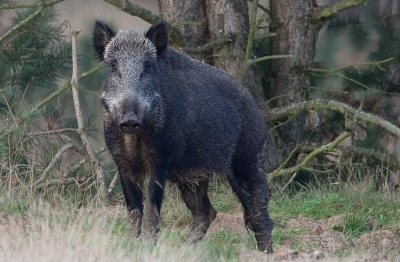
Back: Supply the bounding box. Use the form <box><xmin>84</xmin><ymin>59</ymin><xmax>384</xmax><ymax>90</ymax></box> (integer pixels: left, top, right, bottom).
<box><xmin>93</xmin><ymin>20</ymin><xmax>273</xmax><ymax>253</ymax></box>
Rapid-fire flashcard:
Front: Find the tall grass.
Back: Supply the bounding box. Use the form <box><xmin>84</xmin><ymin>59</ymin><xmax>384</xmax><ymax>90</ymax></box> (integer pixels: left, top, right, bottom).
<box><xmin>0</xmin><ymin>190</ymin><xmax>243</xmax><ymax>262</ymax></box>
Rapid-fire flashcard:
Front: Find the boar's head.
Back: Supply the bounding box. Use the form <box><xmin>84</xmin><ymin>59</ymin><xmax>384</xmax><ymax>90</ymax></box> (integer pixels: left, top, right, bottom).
<box><xmin>93</xmin><ymin>21</ymin><xmax>167</xmax><ymax>134</ymax></box>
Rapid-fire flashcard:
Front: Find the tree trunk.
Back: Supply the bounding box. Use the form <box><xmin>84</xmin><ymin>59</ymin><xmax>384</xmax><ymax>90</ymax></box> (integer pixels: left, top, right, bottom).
<box><xmin>205</xmin><ymin>0</ymin><xmax>265</xmax><ymax>103</ymax></box>
<box><xmin>158</xmin><ymin>0</ymin><xmax>210</xmax><ymax>62</ymax></box>
<box><xmin>158</xmin><ymin>0</ymin><xmax>265</xmax><ymax>103</ymax></box>
<box><xmin>267</xmin><ymin>0</ymin><xmax>318</xmax><ymax>155</ymax></box>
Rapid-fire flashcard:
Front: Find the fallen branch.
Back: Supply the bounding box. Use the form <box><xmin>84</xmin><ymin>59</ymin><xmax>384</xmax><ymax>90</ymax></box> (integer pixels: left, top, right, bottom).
<box><xmin>269</xmin><ymin>132</ymin><xmax>350</xmax><ymax>180</ymax></box>
<box><xmin>69</xmin><ymin>25</ymin><xmax>109</xmax><ymax>204</ymax></box>
<box><xmin>296</xmin><ymin>146</ymin><xmax>400</xmax><ymax>170</ymax></box>
<box><xmin>36</xmin><ymin>176</ymin><xmax>87</xmax><ymax>190</ymax></box>
<box><xmin>312</xmin><ymin>0</ymin><xmax>366</xmax><ymax>22</ymax></box>
<box><xmin>103</xmin><ymin>0</ymin><xmax>186</xmax><ymax>47</ymax></box>
<box><xmin>265</xmin><ymin>99</ymin><xmax>400</xmax><ymax>138</ymax></box>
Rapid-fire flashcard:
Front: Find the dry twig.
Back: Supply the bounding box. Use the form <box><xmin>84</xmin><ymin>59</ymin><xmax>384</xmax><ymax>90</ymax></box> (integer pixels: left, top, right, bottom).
<box><xmin>69</xmin><ymin>24</ymin><xmax>109</xmax><ymax>204</ymax></box>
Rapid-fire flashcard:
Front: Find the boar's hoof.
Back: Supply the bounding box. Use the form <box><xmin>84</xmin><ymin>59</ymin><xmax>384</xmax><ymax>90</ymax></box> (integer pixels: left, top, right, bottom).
<box><xmin>119</xmin><ymin>119</ymin><xmax>142</xmax><ymax>134</ymax></box>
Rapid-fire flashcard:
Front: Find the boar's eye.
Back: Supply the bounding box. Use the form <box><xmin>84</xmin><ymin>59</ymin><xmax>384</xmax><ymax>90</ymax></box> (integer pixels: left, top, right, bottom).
<box><xmin>110</xmin><ymin>61</ymin><xmax>118</xmax><ymax>73</ymax></box>
<box><xmin>143</xmin><ymin>61</ymin><xmax>151</xmax><ymax>74</ymax></box>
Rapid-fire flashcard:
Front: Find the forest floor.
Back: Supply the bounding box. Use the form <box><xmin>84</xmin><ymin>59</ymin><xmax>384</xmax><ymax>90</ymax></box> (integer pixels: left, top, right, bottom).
<box><xmin>1</xmin><ymin>206</ymin><xmax>399</xmax><ymax>261</ymax></box>
<box><xmin>1</xmin><ymin>181</ymin><xmax>400</xmax><ymax>261</ymax></box>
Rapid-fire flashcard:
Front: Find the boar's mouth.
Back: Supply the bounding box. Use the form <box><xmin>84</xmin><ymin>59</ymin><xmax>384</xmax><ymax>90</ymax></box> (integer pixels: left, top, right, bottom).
<box><xmin>118</xmin><ymin>114</ymin><xmax>143</xmax><ymax>134</ymax></box>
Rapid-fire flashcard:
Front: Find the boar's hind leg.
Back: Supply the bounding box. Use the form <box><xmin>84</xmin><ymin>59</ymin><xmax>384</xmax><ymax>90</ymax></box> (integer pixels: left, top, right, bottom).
<box><xmin>227</xmin><ymin>165</ymin><xmax>273</xmax><ymax>253</ymax></box>
<box><xmin>178</xmin><ymin>180</ymin><xmax>217</xmax><ymax>244</ymax></box>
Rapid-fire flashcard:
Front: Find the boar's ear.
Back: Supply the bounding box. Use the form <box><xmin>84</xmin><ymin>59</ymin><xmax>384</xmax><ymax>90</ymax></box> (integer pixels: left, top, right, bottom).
<box><xmin>145</xmin><ymin>20</ymin><xmax>168</xmax><ymax>57</ymax></box>
<box><xmin>93</xmin><ymin>20</ymin><xmax>115</xmax><ymax>61</ymax></box>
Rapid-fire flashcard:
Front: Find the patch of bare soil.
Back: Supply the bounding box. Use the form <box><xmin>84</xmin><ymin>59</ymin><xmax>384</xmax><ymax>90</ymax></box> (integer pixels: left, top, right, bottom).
<box><xmin>207</xmin><ymin>213</ymin><xmax>247</xmax><ymax>234</ymax></box>
<box><xmin>207</xmin><ymin>212</ymin><xmax>400</xmax><ymax>261</ymax></box>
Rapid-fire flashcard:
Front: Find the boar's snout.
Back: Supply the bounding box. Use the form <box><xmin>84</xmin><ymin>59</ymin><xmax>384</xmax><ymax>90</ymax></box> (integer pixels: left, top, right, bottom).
<box><xmin>118</xmin><ymin>114</ymin><xmax>142</xmax><ymax>134</ymax></box>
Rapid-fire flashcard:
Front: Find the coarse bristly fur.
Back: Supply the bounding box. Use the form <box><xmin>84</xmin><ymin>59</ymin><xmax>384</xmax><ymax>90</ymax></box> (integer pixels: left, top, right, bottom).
<box><xmin>93</xmin><ymin>20</ymin><xmax>274</xmax><ymax>253</ymax></box>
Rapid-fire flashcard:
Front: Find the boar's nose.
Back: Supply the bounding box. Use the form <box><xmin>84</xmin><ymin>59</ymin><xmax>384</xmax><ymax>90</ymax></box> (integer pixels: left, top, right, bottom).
<box><xmin>118</xmin><ymin>115</ymin><xmax>142</xmax><ymax>134</ymax></box>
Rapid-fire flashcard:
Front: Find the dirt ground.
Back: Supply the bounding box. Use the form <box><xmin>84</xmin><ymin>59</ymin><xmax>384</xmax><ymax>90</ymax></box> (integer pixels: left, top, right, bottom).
<box><xmin>207</xmin><ymin>213</ymin><xmax>400</xmax><ymax>261</ymax></box>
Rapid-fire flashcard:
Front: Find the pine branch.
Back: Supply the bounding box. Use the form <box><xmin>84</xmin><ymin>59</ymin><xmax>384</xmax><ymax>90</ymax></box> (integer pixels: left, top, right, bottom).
<box><xmin>247</xmin><ymin>54</ymin><xmax>294</xmax><ymax>67</ymax></box>
<box><xmin>0</xmin><ymin>0</ymin><xmax>65</xmax><ymax>44</ymax></box>
<box><xmin>0</xmin><ymin>64</ymin><xmax>106</xmax><ymax>140</ymax></box>
<box><xmin>102</xmin><ymin>0</ymin><xmax>186</xmax><ymax>47</ymax></box>
<box><xmin>0</xmin><ymin>88</ymin><xmax>16</xmax><ymax>121</ymax></box>
<box><xmin>307</xmin><ymin>57</ymin><xmax>395</xmax><ymax>94</ymax></box>
<box><xmin>21</xmin><ymin>64</ymin><xmax>105</xmax><ymax>118</ymax></box>
<box><xmin>27</xmin><ymin>128</ymin><xmax>78</xmax><ymax>137</ymax></box>
<box><xmin>307</xmin><ymin>57</ymin><xmax>393</xmax><ymax>73</ymax></box>
<box><xmin>265</xmin><ymin>99</ymin><xmax>400</xmax><ymax>137</ymax></box>
<box><xmin>312</xmin><ymin>0</ymin><xmax>366</xmax><ymax>22</ymax></box>
<box><xmin>0</xmin><ymin>0</ymin><xmax>64</xmax><ymax>10</ymax></box>
<box><xmin>0</xmin><ymin>5</ymin><xmax>43</xmax><ymax>44</ymax></box>
<box><xmin>269</xmin><ymin>132</ymin><xmax>350</xmax><ymax>180</ymax></box>
<box><xmin>69</xmin><ymin>25</ymin><xmax>109</xmax><ymax>204</ymax></box>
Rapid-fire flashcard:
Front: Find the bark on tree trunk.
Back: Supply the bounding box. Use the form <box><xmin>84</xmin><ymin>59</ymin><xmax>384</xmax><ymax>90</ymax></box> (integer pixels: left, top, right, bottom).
<box><xmin>205</xmin><ymin>0</ymin><xmax>265</xmax><ymax>103</ymax></box>
<box><xmin>158</xmin><ymin>0</ymin><xmax>210</xmax><ymax>62</ymax></box>
<box><xmin>268</xmin><ymin>0</ymin><xmax>318</xmax><ymax>154</ymax></box>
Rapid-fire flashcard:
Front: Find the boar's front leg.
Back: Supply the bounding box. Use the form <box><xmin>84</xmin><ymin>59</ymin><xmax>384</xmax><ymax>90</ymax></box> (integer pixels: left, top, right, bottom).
<box><xmin>143</xmin><ymin>172</ymin><xmax>168</xmax><ymax>241</ymax></box>
<box><xmin>119</xmin><ymin>170</ymin><xmax>144</xmax><ymax>237</ymax></box>
<box><xmin>104</xmin><ymin>121</ymin><xmax>144</xmax><ymax>237</ymax></box>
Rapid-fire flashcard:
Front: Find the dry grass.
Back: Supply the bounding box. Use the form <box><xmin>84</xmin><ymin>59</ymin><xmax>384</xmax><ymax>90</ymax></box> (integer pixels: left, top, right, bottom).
<box><xmin>0</xmin><ymin>199</ymin><xmax>234</xmax><ymax>262</ymax></box>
